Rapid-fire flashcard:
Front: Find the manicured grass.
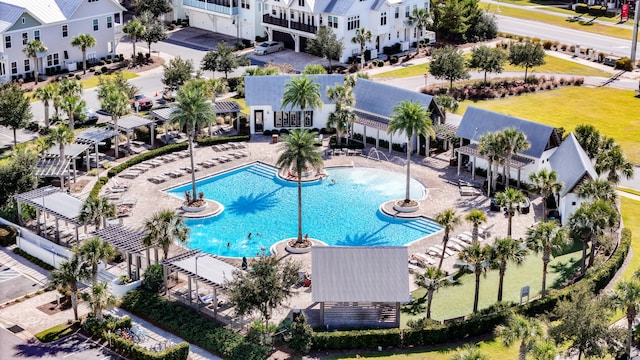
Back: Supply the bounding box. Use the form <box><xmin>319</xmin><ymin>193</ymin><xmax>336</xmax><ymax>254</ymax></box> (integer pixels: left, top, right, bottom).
<box><xmin>495</xmin><ymin>0</ymin><xmax>621</xmax><ymax>23</ymax></box>
<box><xmin>372</xmin><ymin>54</ymin><xmax>611</xmax><ymax>79</ymax></box>
<box><xmin>618</xmin><ymin>197</ymin><xmax>640</xmax><ymax>281</ymax></box>
<box><xmin>480</xmin><ymin>1</ymin><xmax>632</xmax><ymax>40</ymax></box>
<box><xmin>403</xmin><ymin>243</ymin><xmax>582</xmax><ymax>323</ymax></box>
<box><xmin>34</xmin><ymin>322</ymin><xmax>78</xmax><ymax>342</ymax></box>
<box><xmin>619</xmin><ymin>187</ymin><xmax>640</xmax><ymax>197</ymax></box>
<box><xmin>233</xmin><ymin>97</ymin><xmax>250</xmax><ymax>115</ymax></box>
<box><xmin>80</xmin><ymin>71</ymin><xmax>139</xmax><ymax>89</ymax></box>
<box><xmin>455</xmin><ymin>87</ymin><xmax>640</xmax><ymax>163</ymax></box>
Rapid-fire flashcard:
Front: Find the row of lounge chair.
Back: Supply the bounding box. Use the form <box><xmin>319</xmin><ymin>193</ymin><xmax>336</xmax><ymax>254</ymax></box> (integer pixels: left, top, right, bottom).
<box><xmin>211</xmin><ymin>142</ymin><xmax>247</xmax><ymax>152</ymax></box>
<box><xmin>409</xmin><ymin>228</ymin><xmax>491</xmax><ymax>271</ymax></box>
<box><xmin>147</xmin><ymin>166</ymin><xmax>203</xmax><ymax>184</ymax></box>
<box><xmin>197</xmin><ymin>151</ymin><xmax>249</xmax><ymax>168</ymax></box>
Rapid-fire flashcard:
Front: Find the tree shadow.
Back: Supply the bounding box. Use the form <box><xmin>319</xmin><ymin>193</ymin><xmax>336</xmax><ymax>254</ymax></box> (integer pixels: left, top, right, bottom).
<box><xmin>336</xmin><ymin>231</ymin><xmax>387</xmax><ymax>246</ymax></box>
<box><xmin>226</xmin><ymin>190</ymin><xmax>281</xmax><ymax>215</ymax></box>
<box><xmin>549</xmin><ymin>256</ymin><xmax>581</xmax><ymax>288</ymax></box>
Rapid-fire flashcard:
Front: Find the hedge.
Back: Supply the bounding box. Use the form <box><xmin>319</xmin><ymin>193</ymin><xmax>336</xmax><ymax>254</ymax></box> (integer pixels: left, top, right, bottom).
<box><xmin>195</xmin><ymin>135</ymin><xmax>250</xmax><ymax>147</ymax></box>
<box><xmin>120</xmin><ymin>289</ymin><xmax>269</xmax><ymax>360</ymax></box>
<box><xmin>103</xmin><ymin>331</ymin><xmax>190</xmax><ymax>360</ymax></box>
<box><xmin>0</xmin><ymin>224</ymin><xmax>17</xmax><ymax>246</ymax></box>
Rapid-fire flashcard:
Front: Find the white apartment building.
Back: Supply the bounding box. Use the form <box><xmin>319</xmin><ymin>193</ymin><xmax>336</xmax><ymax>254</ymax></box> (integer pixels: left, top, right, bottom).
<box><xmin>0</xmin><ymin>0</ymin><xmax>125</xmax><ymax>83</ymax></box>
<box><xmin>178</xmin><ymin>0</ymin><xmax>435</xmax><ymax>63</ymax></box>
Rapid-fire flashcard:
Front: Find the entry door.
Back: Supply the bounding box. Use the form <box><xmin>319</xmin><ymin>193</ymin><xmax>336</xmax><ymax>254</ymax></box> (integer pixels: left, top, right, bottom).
<box><xmin>254</xmin><ymin>110</ymin><xmax>264</xmax><ymax>133</ymax></box>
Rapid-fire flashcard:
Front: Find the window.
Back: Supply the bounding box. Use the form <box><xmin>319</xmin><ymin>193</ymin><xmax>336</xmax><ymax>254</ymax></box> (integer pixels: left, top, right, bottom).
<box><xmin>88</xmin><ymin>0</ymin><xmax>99</xmax><ymax>2</ymax></box>
<box><xmin>298</xmin><ymin>0</ymin><xmax>304</xmax><ymax>6</ymax></box>
<box><xmin>22</xmin><ymin>32</ymin><xmax>28</xmax><ymax>45</ymax></box>
<box><xmin>93</xmin><ymin>19</ymin><xmax>99</xmax><ymax>31</ymax></box>
<box><xmin>0</xmin><ymin>62</ymin><xmax>5</xmax><ymax>76</ymax></box>
<box><xmin>34</xmin><ymin>30</ymin><xmax>40</xmax><ymax>41</ymax></box>
<box><xmin>380</xmin><ymin>12</ymin><xmax>387</xmax><ymax>26</ymax></box>
<box><xmin>347</xmin><ymin>16</ymin><xmax>360</xmax><ymax>31</ymax></box>
<box><xmin>21</xmin><ymin>17</ymin><xmax>25</xmax><ymax>24</ymax></box>
<box><xmin>11</xmin><ymin>62</ymin><xmax>17</xmax><ymax>74</ymax></box>
<box><xmin>107</xmin><ymin>41</ymin><xmax>113</xmax><ymax>53</ymax></box>
<box><xmin>107</xmin><ymin>16</ymin><xmax>112</xmax><ymax>28</ymax></box>
<box><xmin>274</xmin><ymin>111</ymin><xmax>313</xmax><ymax>128</ymax></box>
<box><xmin>405</xmin><ymin>6</ymin><xmax>410</xmax><ymax>17</ymax></box>
<box><xmin>388</xmin><ymin>33</ymin><xmax>391</xmax><ymax>40</ymax></box>
<box><xmin>327</xmin><ymin>15</ymin><xmax>337</xmax><ymax>28</ymax></box>
<box><xmin>24</xmin><ymin>59</ymin><xmax>30</xmax><ymax>72</ymax></box>
<box><xmin>4</xmin><ymin>35</ymin><xmax>10</xmax><ymax>49</ymax></box>
<box><xmin>397</xmin><ymin>31</ymin><xmax>400</xmax><ymax>39</ymax></box>
<box><xmin>114</xmin><ymin>13</ymin><xmax>120</xmax><ymax>24</ymax></box>
<box><xmin>241</xmin><ymin>0</ymin><xmax>250</xmax><ymax>9</ymax></box>
<box><xmin>395</xmin><ymin>7</ymin><xmax>399</xmax><ymax>18</ymax></box>
<box><xmin>62</xmin><ymin>24</ymin><xmax>68</xmax><ymax>37</ymax></box>
<box><xmin>47</xmin><ymin>54</ymin><xmax>59</xmax><ymax>67</ymax></box>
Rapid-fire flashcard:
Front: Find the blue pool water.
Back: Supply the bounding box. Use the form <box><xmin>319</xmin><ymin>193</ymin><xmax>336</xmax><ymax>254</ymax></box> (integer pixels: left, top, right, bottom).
<box><xmin>167</xmin><ymin>163</ymin><xmax>442</xmax><ymax>258</ymax></box>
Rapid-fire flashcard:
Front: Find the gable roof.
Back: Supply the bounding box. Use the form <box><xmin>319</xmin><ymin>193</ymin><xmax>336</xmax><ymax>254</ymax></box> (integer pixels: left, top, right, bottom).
<box><xmin>244</xmin><ymin>74</ymin><xmax>344</xmax><ymax>111</ymax></box>
<box><xmin>312</xmin><ymin>246</ymin><xmax>409</xmax><ymax>302</ymax></box>
<box><xmin>0</xmin><ymin>2</ymin><xmax>23</xmax><ymax>33</ymax></box>
<box><xmin>455</xmin><ymin>107</ymin><xmax>558</xmax><ymax>158</ymax></box>
<box><xmin>548</xmin><ymin>133</ymin><xmax>597</xmax><ymax>197</ymax></box>
<box><xmin>320</xmin><ymin>0</ymin><xmax>353</xmax><ymax>15</ymax></box>
<box><xmin>353</xmin><ymin>78</ymin><xmax>438</xmax><ymax>119</ymax></box>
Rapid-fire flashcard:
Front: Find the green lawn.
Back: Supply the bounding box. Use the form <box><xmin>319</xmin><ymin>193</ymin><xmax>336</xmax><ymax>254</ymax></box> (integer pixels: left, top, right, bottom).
<box><xmin>492</xmin><ymin>0</ymin><xmax>622</xmax><ymax>24</ymax></box>
<box><xmin>80</xmin><ymin>70</ymin><xmax>139</xmax><ymax>89</ymax></box>
<box><xmin>455</xmin><ymin>87</ymin><xmax>640</xmax><ymax>164</ymax></box>
<box><xmin>372</xmin><ymin>54</ymin><xmax>611</xmax><ymax>79</ymax></box>
<box><xmin>619</xmin><ymin>197</ymin><xmax>640</xmax><ymax>281</ymax></box>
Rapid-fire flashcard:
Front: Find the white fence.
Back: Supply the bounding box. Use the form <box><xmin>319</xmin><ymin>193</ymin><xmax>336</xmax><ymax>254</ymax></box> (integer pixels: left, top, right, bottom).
<box><xmin>0</xmin><ymin>217</ymin><xmax>72</xmax><ymax>268</ymax></box>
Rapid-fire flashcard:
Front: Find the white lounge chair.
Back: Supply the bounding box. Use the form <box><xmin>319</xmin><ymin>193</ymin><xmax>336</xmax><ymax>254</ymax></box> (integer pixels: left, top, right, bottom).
<box><xmin>410</xmin><ymin>253</ymin><xmax>435</xmax><ymax>267</ymax></box>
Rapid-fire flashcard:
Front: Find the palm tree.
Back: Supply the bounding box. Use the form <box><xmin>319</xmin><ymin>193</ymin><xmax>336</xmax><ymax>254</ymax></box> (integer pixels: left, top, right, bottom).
<box><xmin>33</xmin><ymin>83</ymin><xmax>58</xmax><ymax>128</ymax></box>
<box><xmin>450</xmin><ymin>345</ymin><xmax>491</xmax><ymax>360</ymax></box>
<box><xmin>46</xmin><ymin>125</ymin><xmax>75</xmax><ymax>161</ymax></box>
<box><xmin>569</xmin><ymin>200</ymin><xmax>617</xmax><ymax>273</ymax></box>
<box><xmin>79</xmin><ymin>196</ymin><xmax>115</xmax><ymax>231</ymax></box>
<box><xmin>75</xmin><ymin>237</ymin><xmax>115</xmax><ymax>285</ymax></box>
<box><xmin>499</xmin><ymin>128</ymin><xmax>530</xmax><ymax>189</ymax></box>
<box><xmin>576</xmin><ymin>179</ymin><xmax>617</xmax><ymax>204</ymax></box>
<box><xmin>351</xmin><ymin>27</ymin><xmax>373</xmax><ymax>71</ymax></box>
<box><xmin>50</xmin><ymin>255</ymin><xmax>91</xmax><ymax>321</ymax></box>
<box><xmin>143</xmin><ymin>209</ymin><xmax>190</xmax><ymax>260</ymax></box>
<box><xmin>22</xmin><ymin>40</ymin><xmax>47</xmax><ymax>85</ymax></box>
<box><xmin>495</xmin><ymin>188</ymin><xmax>526</xmax><ymax>237</ymax></box>
<box><xmin>281</xmin><ymin>75</ymin><xmax>323</xmax><ymax>131</ymax></box>
<box><xmin>58</xmin><ymin>78</ymin><xmax>83</xmax><ymax>98</ymax></box>
<box><xmin>99</xmin><ymin>84</ymin><xmax>130</xmax><ymax>159</ymax></box>
<box><xmin>326</xmin><ymin>82</ymin><xmax>355</xmax><ymax>145</ymax></box>
<box><xmin>596</xmin><ymin>144</ymin><xmax>634</xmax><ymax>184</ymax></box>
<box><xmin>459</xmin><ymin>243</ymin><xmax>492</xmax><ymax>313</ymax></box>
<box><xmin>123</xmin><ymin>19</ymin><xmax>145</xmax><ymax>60</ymax></box>
<box><xmin>208</xmin><ymin>78</ymin><xmax>229</xmax><ymax>136</ymax></box>
<box><xmin>532</xmin><ymin>339</ymin><xmax>558</xmax><ymax>360</ymax></box>
<box><xmin>415</xmin><ymin>266</ymin><xmax>447</xmax><ymax>319</ymax></box>
<box><xmin>465</xmin><ymin>208</ymin><xmax>487</xmax><ymax>244</ymax></box>
<box><xmin>82</xmin><ymin>282</ymin><xmax>117</xmax><ymax>321</ymax></box>
<box><xmin>71</xmin><ymin>34</ymin><xmax>96</xmax><ymax>75</ymax></box>
<box><xmin>434</xmin><ymin>209</ymin><xmax>461</xmax><ymax>270</ymax></box>
<box><xmin>526</xmin><ymin>221</ymin><xmax>568</xmax><ymax>297</ymax></box>
<box><xmin>478</xmin><ymin>132</ymin><xmax>503</xmax><ymax>198</ymax></box>
<box><xmin>388</xmin><ymin>100</ymin><xmax>434</xmax><ymax>205</ymax></box>
<box><xmin>407</xmin><ymin>8</ymin><xmax>431</xmax><ymax>54</ymax></box>
<box><xmin>495</xmin><ymin>314</ymin><xmax>544</xmax><ymax>360</ymax></box>
<box><xmin>491</xmin><ymin>237</ymin><xmax>527</xmax><ymax>302</ymax></box>
<box><xmin>276</xmin><ymin>129</ymin><xmax>324</xmax><ymax>244</ymax></box>
<box><xmin>60</xmin><ymin>95</ymin><xmax>85</xmax><ymax>131</ymax></box>
<box><xmin>171</xmin><ymin>80</ymin><xmax>215</xmax><ymax>201</ymax></box>
<box><xmin>610</xmin><ymin>279</ymin><xmax>640</xmax><ymax>360</ymax></box>
<box><xmin>528</xmin><ymin>168</ymin><xmax>563</xmax><ymax>220</ymax></box>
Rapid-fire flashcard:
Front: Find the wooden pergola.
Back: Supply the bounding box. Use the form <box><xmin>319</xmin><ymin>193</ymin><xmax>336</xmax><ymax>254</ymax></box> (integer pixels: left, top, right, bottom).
<box><xmin>75</xmin><ymin>127</ymin><xmax>119</xmax><ymax>168</ymax></box>
<box><xmin>108</xmin><ymin>115</ymin><xmax>157</xmax><ymax>149</ymax></box>
<box><xmin>44</xmin><ymin>143</ymin><xmax>91</xmax><ymax>183</ymax></box>
<box><xmin>93</xmin><ymin>225</ymin><xmax>149</xmax><ymax>281</ymax></box>
<box><xmin>455</xmin><ymin>143</ymin><xmax>534</xmax><ymax>187</ymax></box>
<box><xmin>151</xmin><ymin>101</ymin><xmax>241</xmax><ymax>142</ymax></box>
<box><xmin>35</xmin><ymin>158</ymin><xmax>71</xmax><ymax>190</ymax></box>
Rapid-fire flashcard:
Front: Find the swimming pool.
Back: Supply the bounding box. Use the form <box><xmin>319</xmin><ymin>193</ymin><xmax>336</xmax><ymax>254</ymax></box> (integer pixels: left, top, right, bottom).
<box><xmin>166</xmin><ymin>163</ymin><xmax>442</xmax><ymax>258</ymax></box>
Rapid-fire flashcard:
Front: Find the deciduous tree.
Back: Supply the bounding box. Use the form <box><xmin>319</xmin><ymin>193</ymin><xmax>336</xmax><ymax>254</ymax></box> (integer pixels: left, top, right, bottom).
<box><xmin>139</xmin><ymin>11</ymin><xmax>168</xmax><ymax>55</ymax></box>
<box><xmin>508</xmin><ymin>41</ymin><xmax>545</xmax><ymax>81</ymax></box>
<box><xmin>162</xmin><ymin>56</ymin><xmax>194</xmax><ymax>91</ymax></box>
<box><xmin>133</xmin><ymin>0</ymin><xmax>172</xmax><ymax>17</ymax></box>
<box><xmin>468</xmin><ymin>45</ymin><xmax>506</xmax><ymax>83</ymax></box>
<box><xmin>306</xmin><ymin>26</ymin><xmax>344</xmax><ymax>70</ymax></box>
<box><xmin>0</xmin><ymin>83</ymin><xmax>32</xmax><ymax>146</ymax></box>
<box><xmin>429</xmin><ymin>45</ymin><xmax>470</xmax><ymax>89</ymax></box>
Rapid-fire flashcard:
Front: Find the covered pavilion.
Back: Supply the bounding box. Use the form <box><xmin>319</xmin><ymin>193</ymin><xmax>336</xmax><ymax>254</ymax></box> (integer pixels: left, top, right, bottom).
<box><xmin>44</xmin><ymin>143</ymin><xmax>91</xmax><ymax>183</ymax></box>
<box><xmin>75</xmin><ymin>127</ymin><xmax>119</xmax><ymax>168</ymax></box>
<box><xmin>93</xmin><ymin>225</ymin><xmax>149</xmax><ymax>281</ymax></box>
<box><xmin>150</xmin><ymin>101</ymin><xmax>241</xmax><ymax>142</ymax></box>
<box><xmin>34</xmin><ymin>158</ymin><xmax>71</xmax><ymax>190</ymax></box>
<box><xmin>455</xmin><ymin>143</ymin><xmax>534</xmax><ymax>188</ymax></box>
<box><xmin>108</xmin><ymin>115</ymin><xmax>157</xmax><ymax>150</ymax></box>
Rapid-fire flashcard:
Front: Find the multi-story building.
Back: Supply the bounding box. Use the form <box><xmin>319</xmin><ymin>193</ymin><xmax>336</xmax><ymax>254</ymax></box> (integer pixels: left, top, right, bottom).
<box><xmin>178</xmin><ymin>0</ymin><xmax>435</xmax><ymax>63</ymax></box>
<box><xmin>0</xmin><ymin>0</ymin><xmax>125</xmax><ymax>83</ymax></box>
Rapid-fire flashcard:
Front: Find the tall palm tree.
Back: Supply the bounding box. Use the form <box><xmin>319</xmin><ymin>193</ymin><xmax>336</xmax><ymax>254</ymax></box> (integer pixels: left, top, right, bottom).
<box><xmin>50</xmin><ymin>82</ymin><xmax>62</xmax><ymax>119</ymax></box>
<box><xmin>33</xmin><ymin>83</ymin><xmax>58</xmax><ymax>128</ymax></box>
<box><xmin>528</xmin><ymin>168</ymin><xmax>563</xmax><ymax>220</ymax></box>
<box><xmin>78</xmin><ymin>196</ymin><xmax>115</xmax><ymax>231</ymax></box>
<box><xmin>326</xmin><ymin>82</ymin><xmax>355</xmax><ymax>145</ymax></box>
<box><xmin>99</xmin><ymin>84</ymin><xmax>129</xmax><ymax>159</ymax></box>
<box><xmin>351</xmin><ymin>27</ymin><xmax>373</xmax><ymax>71</ymax></box>
<box><xmin>143</xmin><ymin>209</ymin><xmax>190</xmax><ymax>260</ymax></box>
<box><xmin>46</xmin><ymin>125</ymin><xmax>75</xmax><ymax>161</ymax></box>
<box><xmin>415</xmin><ymin>266</ymin><xmax>447</xmax><ymax>319</ymax></box>
<box><xmin>281</xmin><ymin>75</ymin><xmax>323</xmax><ymax>131</ymax></box>
<box><xmin>58</xmin><ymin>78</ymin><xmax>83</xmax><ymax>98</ymax></box>
<box><xmin>499</xmin><ymin>128</ymin><xmax>530</xmax><ymax>189</ymax></box>
<box><xmin>50</xmin><ymin>255</ymin><xmax>91</xmax><ymax>321</ymax></box>
<box><xmin>22</xmin><ymin>40</ymin><xmax>47</xmax><ymax>85</ymax></box>
<box><xmin>208</xmin><ymin>78</ymin><xmax>229</xmax><ymax>136</ymax></box>
<box><xmin>123</xmin><ymin>19</ymin><xmax>145</xmax><ymax>60</ymax></box>
<box><xmin>388</xmin><ymin>100</ymin><xmax>434</xmax><ymax>205</ymax></box>
<box><xmin>495</xmin><ymin>314</ymin><xmax>544</xmax><ymax>360</ymax></box>
<box><xmin>276</xmin><ymin>129</ymin><xmax>324</xmax><ymax>244</ymax></box>
<box><xmin>171</xmin><ymin>80</ymin><xmax>215</xmax><ymax>200</ymax></box>
<box><xmin>526</xmin><ymin>221</ymin><xmax>568</xmax><ymax>297</ymax></box>
<box><xmin>569</xmin><ymin>200</ymin><xmax>617</xmax><ymax>273</ymax></box>
<box><xmin>478</xmin><ymin>132</ymin><xmax>503</xmax><ymax>198</ymax></box>
<box><xmin>60</xmin><ymin>95</ymin><xmax>85</xmax><ymax>131</ymax></box>
<box><xmin>75</xmin><ymin>237</ymin><xmax>115</xmax><ymax>285</ymax></box>
<box><xmin>491</xmin><ymin>237</ymin><xmax>527</xmax><ymax>302</ymax></box>
<box><xmin>465</xmin><ymin>208</ymin><xmax>487</xmax><ymax>244</ymax></box>
<box><xmin>495</xmin><ymin>188</ymin><xmax>526</xmax><ymax>237</ymax></box>
<box><xmin>610</xmin><ymin>279</ymin><xmax>640</xmax><ymax>360</ymax></box>
<box><xmin>595</xmin><ymin>144</ymin><xmax>634</xmax><ymax>184</ymax></box>
<box><xmin>434</xmin><ymin>209</ymin><xmax>461</xmax><ymax>271</ymax></box>
<box><xmin>458</xmin><ymin>243</ymin><xmax>492</xmax><ymax>313</ymax></box>
<box><xmin>81</xmin><ymin>282</ymin><xmax>117</xmax><ymax>321</ymax></box>
<box><xmin>407</xmin><ymin>7</ymin><xmax>431</xmax><ymax>54</ymax></box>
<box><xmin>71</xmin><ymin>34</ymin><xmax>96</xmax><ymax>75</ymax></box>
<box><xmin>576</xmin><ymin>179</ymin><xmax>617</xmax><ymax>204</ymax></box>
<box><xmin>450</xmin><ymin>345</ymin><xmax>491</xmax><ymax>360</ymax></box>
<box><xmin>532</xmin><ymin>339</ymin><xmax>558</xmax><ymax>360</ymax></box>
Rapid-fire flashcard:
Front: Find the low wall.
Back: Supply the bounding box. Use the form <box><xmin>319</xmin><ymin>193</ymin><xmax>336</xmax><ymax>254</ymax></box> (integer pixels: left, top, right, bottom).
<box><xmin>0</xmin><ymin>217</ymin><xmax>72</xmax><ymax>268</ymax></box>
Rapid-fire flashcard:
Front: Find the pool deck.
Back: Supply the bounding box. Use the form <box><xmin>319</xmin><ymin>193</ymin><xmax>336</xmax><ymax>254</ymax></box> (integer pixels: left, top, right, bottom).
<box><xmin>92</xmin><ymin>134</ymin><xmax>537</xmax><ymax>327</ymax></box>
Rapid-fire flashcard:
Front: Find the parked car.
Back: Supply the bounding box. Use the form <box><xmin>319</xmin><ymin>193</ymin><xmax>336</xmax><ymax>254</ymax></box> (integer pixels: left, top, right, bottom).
<box><xmin>131</xmin><ymin>93</ymin><xmax>153</xmax><ymax>111</ymax></box>
<box><xmin>490</xmin><ymin>197</ymin><xmax>501</xmax><ymax>212</ymax></box>
<box><xmin>254</xmin><ymin>41</ymin><xmax>284</xmax><ymax>55</ymax></box>
<box><xmin>73</xmin><ymin>107</ymin><xmax>99</xmax><ymax>125</ymax></box>
<box><xmin>162</xmin><ymin>89</ymin><xmax>177</xmax><ymax>102</ymax></box>
<box><xmin>518</xmin><ymin>197</ymin><xmax>531</xmax><ymax>214</ymax></box>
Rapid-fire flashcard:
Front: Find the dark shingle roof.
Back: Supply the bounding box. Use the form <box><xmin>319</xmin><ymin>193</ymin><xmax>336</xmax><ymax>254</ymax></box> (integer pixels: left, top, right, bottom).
<box><xmin>548</xmin><ymin>133</ymin><xmax>596</xmax><ymax>196</ymax></box>
<box><xmin>455</xmin><ymin>107</ymin><xmax>558</xmax><ymax>158</ymax></box>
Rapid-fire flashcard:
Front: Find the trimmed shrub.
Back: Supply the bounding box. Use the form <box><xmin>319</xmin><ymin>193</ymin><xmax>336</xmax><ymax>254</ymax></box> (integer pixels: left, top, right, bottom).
<box><xmin>615</xmin><ymin>57</ymin><xmax>634</xmax><ymax>71</ymax></box>
<box><xmin>588</xmin><ymin>5</ymin><xmax>607</xmax><ymax>16</ymax></box>
<box><xmin>12</xmin><ymin>248</ymin><xmax>54</xmax><ymax>271</ymax></box>
<box><xmin>575</xmin><ymin>3</ymin><xmax>589</xmax><ymax>13</ymax></box>
<box><xmin>195</xmin><ymin>135</ymin><xmax>250</xmax><ymax>147</ymax></box>
<box><xmin>0</xmin><ymin>224</ymin><xmax>17</xmax><ymax>246</ymax></box>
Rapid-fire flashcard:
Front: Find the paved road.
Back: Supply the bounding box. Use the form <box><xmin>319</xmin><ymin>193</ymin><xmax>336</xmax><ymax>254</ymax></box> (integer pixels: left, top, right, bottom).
<box><xmin>1</xmin><ymin>328</ymin><xmax>123</xmax><ymax>360</ymax></box>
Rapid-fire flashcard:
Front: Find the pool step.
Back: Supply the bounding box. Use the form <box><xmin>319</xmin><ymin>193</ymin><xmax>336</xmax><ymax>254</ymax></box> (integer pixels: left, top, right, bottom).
<box><xmin>403</xmin><ymin>219</ymin><xmax>443</xmax><ymax>234</ymax></box>
<box><xmin>246</xmin><ymin>164</ymin><xmax>276</xmax><ymax>179</ymax></box>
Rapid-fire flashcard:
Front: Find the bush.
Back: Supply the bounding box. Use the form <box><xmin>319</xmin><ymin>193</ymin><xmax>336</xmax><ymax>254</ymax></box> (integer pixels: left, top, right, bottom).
<box><xmin>575</xmin><ymin>3</ymin><xmax>589</xmax><ymax>13</ymax></box>
<box><xmin>389</xmin><ymin>56</ymin><xmax>399</xmax><ymax>64</ymax></box>
<box><xmin>615</xmin><ymin>57</ymin><xmax>634</xmax><ymax>71</ymax></box>
<box><xmin>94</xmin><ymin>71</ymin><xmax>101</xmax><ymax>76</ymax></box>
<box><xmin>12</xmin><ymin>248</ymin><xmax>54</xmax><ymax>271</ymax></box>
<box><xmin>542</xmin><ymin>40</ymin><xmax>553</xmax><ymax>50</ymax></box>
<box><xmin>588</xmin><ymin>5</ymin><xmax>607</xmax><ymax>16</ymax></box>
<box><xmin>195</xmin><ymin>135</ymin><xmax>250</xmax><ymax>147</ymax></box>
<box><xmin>0</xmin><ymin>224</ymin><xmax>18</xmax><ymax>246</ymax></box>
<box><xmin>142</xmin><ymin>264</ymin><xmax>164</xmax><ymax>293</ymax></box>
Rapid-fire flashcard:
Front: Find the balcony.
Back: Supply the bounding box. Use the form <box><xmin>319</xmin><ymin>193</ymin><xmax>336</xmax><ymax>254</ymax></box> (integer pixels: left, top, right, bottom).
<box><xmin>183</xmin><ymin>0</ymin><xmax>239</xmax><ymax>15</ymax></box>
<box><xmin>262</xmin><ymin>14</ymin><xmax>317</xmax><ymax>34</ymax></box>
